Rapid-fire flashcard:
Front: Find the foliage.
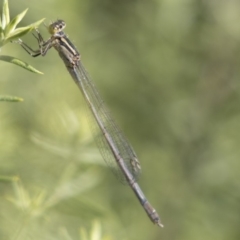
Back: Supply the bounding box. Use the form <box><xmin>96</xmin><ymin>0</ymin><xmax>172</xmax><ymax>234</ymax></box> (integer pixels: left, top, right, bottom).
<box><xmin>0</xmin><ymin>0</ymin><xmax>44</xmax><ymax>102</ymax></box>
<box><xmin>1</xmin><ymin>0</ymin><xmax>240</xmax><ymax>239</ymax></box>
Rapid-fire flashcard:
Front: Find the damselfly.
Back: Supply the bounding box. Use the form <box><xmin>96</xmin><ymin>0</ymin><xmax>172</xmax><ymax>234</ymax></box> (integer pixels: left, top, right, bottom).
<box><xmin>15</xmin><ymin>20</ymin><xmax>163</xmax><ymax>227</ymax></box>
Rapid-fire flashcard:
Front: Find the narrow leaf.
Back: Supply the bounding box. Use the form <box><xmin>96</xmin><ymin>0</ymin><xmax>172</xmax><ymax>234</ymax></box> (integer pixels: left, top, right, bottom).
<box><xmin>5</xmin><ymin>8</ymin><xmax>28</xmax><ymax>35</ymax></box>
<box><xmin>2</xmin><ymin>0</ymin><xmax>10</xmax><ymax>29</ymax></box>
<box><xmin>28</xmin><ymin>18</ymin><xmax>45</xmax><ymax>29</ymax></box>
<box><xmin>4</xmin><ymin>26</ymin><xmax>33</xmax><ymax>44</ymax></box>
<box><xmin>1</xmin><ymin>15</ymin><xmax>45</xmax><ymax>46</ymax></box>
<box><xmin>0</xmin><ymin>95</ymin><xmax>23</xmax><ymax>102</ymax></box>
<box><xmin>0</xmin><ymin>55</ymin><xmax>43</xmax><ymax>74</ymax></box>
<box><xmin>5</xmin><ymin>18</ymin><xmax>45</xmax><ymax>43</ymax></box>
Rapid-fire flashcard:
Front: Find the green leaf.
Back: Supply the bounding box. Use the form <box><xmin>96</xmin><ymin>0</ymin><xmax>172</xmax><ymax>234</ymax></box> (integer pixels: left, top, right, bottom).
<box><xmin>3</xmin><ymin>26</ymin><xmax>33</xmax><ymax>44</ymax></box>
<box><xmin>0</xmin><ymin>95</ymin><xmax>23</xmax><ymax>102</ymax></box>
<box><xmin>1</xmin><ymin>0</ymin><xmax>10</xmax><ymax>29</ymax></box>
<box><xmin>5</xmin><ymin>8</ymin><xmax>28</xmax><ymax>35</ymax></box>
<box><xmin>28</xmin><ymin>18</ymin><xmax>45</xmax><ymax>29</ymax></box>
<box><xmin>4</xmin><ymin>18</ymin><xmax>45</xmax><ymax>44</ymax></box>
<box><xmin>0</xmin><ymin>55</ymin><xmax>43</xmax><ymax>74</ymax></box>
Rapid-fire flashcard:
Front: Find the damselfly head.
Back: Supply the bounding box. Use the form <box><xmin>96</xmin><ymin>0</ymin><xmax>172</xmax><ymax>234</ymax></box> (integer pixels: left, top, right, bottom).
<box><xmin>48</xmin><ymin>19</ymin><xmax>66</xmax><ymax>35</ymax></box>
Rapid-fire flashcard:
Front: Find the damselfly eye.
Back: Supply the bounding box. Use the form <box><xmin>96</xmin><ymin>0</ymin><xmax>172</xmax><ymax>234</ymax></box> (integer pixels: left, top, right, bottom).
<box><xmin>57</xmin><ymin>20</ymin><xmax>66</xmax><ymax>30</ymax></box>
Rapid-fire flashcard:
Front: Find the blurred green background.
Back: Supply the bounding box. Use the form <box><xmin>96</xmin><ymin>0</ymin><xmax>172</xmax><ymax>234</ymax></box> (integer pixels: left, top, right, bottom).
<box><xmin>1</xmin><ymin>0</ymin><xmax>240</xmax><ymax>239</ymax></box>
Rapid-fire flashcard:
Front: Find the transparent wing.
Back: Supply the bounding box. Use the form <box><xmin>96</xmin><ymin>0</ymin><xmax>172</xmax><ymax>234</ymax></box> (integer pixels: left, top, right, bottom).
<box><xmin>67</xmin><ymin>60</ymin><xmax>141</xmax><ymax>184</ymax></box>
